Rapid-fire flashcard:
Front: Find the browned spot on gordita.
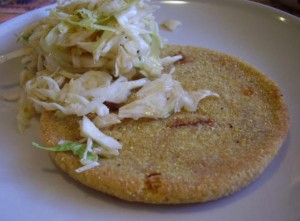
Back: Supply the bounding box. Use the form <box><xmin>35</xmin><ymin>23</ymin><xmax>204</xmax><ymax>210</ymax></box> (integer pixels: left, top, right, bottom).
<box><xmin>168</xmin><ymin>117</ymin><xmax>215</xmax><ymax>128</ymax></box>
<box><xmin>104</xmin><ymin>101</ymin><xmax>124</xmax><ymax>112</ymax></box>
<box><xmin>174</xmin><ymin>52</ymin><xmax>193</xmax><ymax>65</ymax></box>
<box><xmin>145</xmin><ymin>173</ymin><xmax>162</xmax><ymax>191</ymax></box>
<box><xmin>241</xmin><ymin>86</ymin><xmax>255</xmax><ymax>97</ymax></box>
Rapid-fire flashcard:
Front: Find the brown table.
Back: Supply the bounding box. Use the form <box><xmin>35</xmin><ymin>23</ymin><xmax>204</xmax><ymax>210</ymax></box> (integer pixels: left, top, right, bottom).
<box><xmin>251</xmin><ymin>0</ymin><xmax>300</xmax><ymax>17</ymax></box>
<box><xmin>0</xmin><ymin>0</ymin><xmax>299</xmax><ymax>23</ymax></box>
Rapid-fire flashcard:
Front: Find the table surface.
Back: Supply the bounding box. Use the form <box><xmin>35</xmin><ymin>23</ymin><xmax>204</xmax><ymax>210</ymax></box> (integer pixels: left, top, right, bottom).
<box><xmin>0</xmin><ymin>0</ymin><xmax>299</xmax><ymax>23</ymax></box>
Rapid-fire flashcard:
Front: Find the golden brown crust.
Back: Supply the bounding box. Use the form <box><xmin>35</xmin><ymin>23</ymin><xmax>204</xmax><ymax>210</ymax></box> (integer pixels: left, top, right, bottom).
<box><xmin>40</xmin><ymin>45</ymin><xmax>289</xmax><ymax>204</ymax></box>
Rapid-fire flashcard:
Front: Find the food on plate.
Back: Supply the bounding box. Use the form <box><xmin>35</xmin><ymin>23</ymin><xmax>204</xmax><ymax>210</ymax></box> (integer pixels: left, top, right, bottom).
<box><xmin>3</xmin><ymin>0</ymin><xmax>218</xmax><ymax>172</ymax></box>
<box><xmin>1</xmin><ymin>89</ymin><xmax>21</xmax><ymax>101</ymax></box>
<box><xmin>161</xmin><ymin>19</ymin><xmax>182</xmax><ymax>31</ymax></box>
<box><xmin>0</xmin><ymin>0</ymin><xmax>289</xmax><ymax>203</ymax></box>
<box><xmin>40</xmin><ymin>44</ymin><xmax>289</xmax><ymax>203</ymax></box>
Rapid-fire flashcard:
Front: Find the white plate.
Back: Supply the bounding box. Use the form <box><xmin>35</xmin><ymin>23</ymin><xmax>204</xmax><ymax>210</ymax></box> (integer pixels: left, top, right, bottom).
<box><xmin>0</xmin><ymin>1</ymin><xmax>299</xmax><ymax>220</ymax></box>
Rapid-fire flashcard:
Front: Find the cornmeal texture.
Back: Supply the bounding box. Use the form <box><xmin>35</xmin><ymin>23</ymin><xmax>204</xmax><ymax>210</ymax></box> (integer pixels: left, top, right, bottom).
<box><xmin>40</xmin><ymin>45</ymin><xmax>289</xmax><ymax>204</ymax></box>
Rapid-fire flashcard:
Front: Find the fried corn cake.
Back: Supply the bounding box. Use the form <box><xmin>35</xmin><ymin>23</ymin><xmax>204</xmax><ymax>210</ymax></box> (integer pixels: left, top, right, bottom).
<box><xmin>40</xmin><ymin>45</ymin><xmax>289</xmax><ymax>204</ymax></box>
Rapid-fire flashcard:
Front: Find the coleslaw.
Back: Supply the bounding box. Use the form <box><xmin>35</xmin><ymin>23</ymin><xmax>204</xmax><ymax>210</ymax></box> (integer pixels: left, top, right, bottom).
<box><xmin>0</xmin><ymin>0</ymin><xmax>218</xmax><ymax>172</ymax></box>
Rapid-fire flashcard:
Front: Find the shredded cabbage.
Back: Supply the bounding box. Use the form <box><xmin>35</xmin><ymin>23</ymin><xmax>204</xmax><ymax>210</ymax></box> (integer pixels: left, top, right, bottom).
<box><xmin>162</xmin><ymin>19</ymin><xmax>182</xmax><ymax>31</ymax></box>
<box><xmin>119</xmin><ymin>74</ymin><xmax>219</xmax><ymax>119</ymax></box>
<box><xmin>80</xmin><ymin>116</ymin><xmax>122</xmax><ymax>149</ymax></box>
<box><xmin>32</xmin><ymin>141</ymin><xmax>100</xmax><ymax>172</ymax></box>
<box><xmin>1</xmin><ymin>0</ymin><xmax>219</xmax><ymax>172</ymax></box>
<box><xmin>9</xmin><ymin>0</ymin><xmax>179</xmax><ymax>78</ymax></box>
<box><xmin>93</xmin><ymin>113</ymin><xmax>121</xmax><ymax>128</ymax></box>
